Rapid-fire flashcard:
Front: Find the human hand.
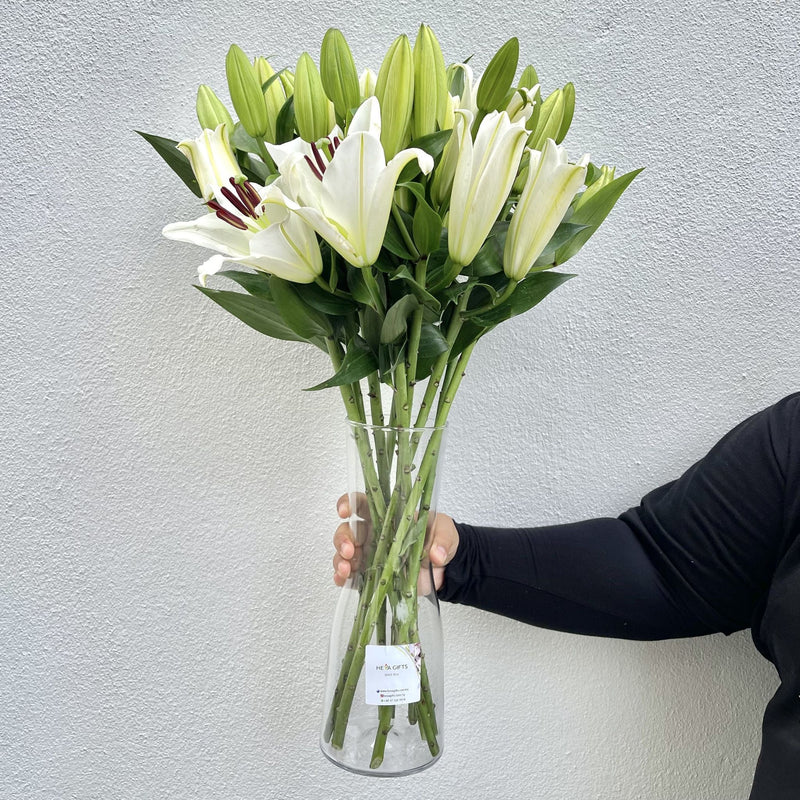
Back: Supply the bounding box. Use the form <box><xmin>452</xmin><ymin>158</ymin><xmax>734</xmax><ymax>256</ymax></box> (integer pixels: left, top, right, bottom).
<box><xmin>332</xmin><ymin>493</ymin><xmax>459</xmax><ymax>593</ymax></box>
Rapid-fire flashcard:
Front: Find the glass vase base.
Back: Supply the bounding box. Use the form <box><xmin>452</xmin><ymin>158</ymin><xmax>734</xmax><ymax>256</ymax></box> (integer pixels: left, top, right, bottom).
<box><xmin>320</xmin><ymin>730</ymin><xmax>443</xmax><ymax>778</ymax></box>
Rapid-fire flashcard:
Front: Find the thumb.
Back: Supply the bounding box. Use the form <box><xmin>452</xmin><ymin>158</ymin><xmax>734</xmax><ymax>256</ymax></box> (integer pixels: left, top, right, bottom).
<box><xmin>428</xmin><ymin>514</ymin><xmax>459</xmax><ymax>567</ymax></box>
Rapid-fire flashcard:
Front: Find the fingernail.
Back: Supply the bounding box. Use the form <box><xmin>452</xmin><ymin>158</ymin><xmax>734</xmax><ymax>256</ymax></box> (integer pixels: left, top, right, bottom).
<box><xmin>433</xmin><ymin>545</ymin><xmax>447</xmax><ymax>563</ymax></box>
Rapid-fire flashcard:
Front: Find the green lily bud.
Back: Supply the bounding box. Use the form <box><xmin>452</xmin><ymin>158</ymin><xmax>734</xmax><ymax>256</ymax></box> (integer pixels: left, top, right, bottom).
<box><xmin>519</xmin><ymin>64</ymin><xmax>539</xmax><ymax>90</ymax></box>
<box><xmin>430</xmin><ymin>127</ymin><xmax>458</xmax><ymax>209</ymax></box>
<box><xmin>527</xmin><ymin>87</ymin><xmax>565</xmax><ymax>150</ymax></box>
<box><xmin>254</xmin><ymin>57</ymin><xmax>288</xmax><ymax>143</ymax></box>
<box><xmin>375</xmin><ymin>34</ymin><xmax>415</xmax><ymax>159</ymax></box>
<box><xmin>476</xmin><ymin>37</ymin><xmax>519</xmax><ymax>112</ymax></box>
<box><xmin>556</xmin><ymin>82</ymin><xmax>575</xmax><ymax>143</ymax></box>
<box><xmin>294</xmin><ymin>52</ymin><xmax>334</xmax><ymax>142</ymax></box>
<box><xmin>226</xmin><ymin>44</ymin><xmax>268</xmax><ymax>139</ymax></box>
<box><xmin>512</xmin><ymin>150</ymin><xmax>530</xmax><ymax>194</ymax></box>
<box><xmin>320</xmin><ymin>28</ymin><xmax>361</xmax><ymax>120</ymax></box>
<box><xmin>573</xmin><ymin>163</ymin><xmax>615</xmax><ymax>214</ymax></box>
<box><xmin>412</xmin><ymin>24</ymin><xmax>448</xmax><ymax>138</ymax></box>
<box><xmin>359</xmin><ymin>68</ymin><xmax>377</xmax><ymax>100</ymax></box>
<box><xmin>280</xmin><ymin>69</ymin><xmax>295</xmax><ymax>96</ymax></box>
<box><xmin>196</xmin><ymin>85</ymin><xmax>234</xmax><ymax>131</ymax></box>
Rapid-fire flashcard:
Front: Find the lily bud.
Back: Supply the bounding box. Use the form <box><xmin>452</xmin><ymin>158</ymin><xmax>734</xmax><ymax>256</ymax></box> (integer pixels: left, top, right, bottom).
<box><xmin>503</xmin><ymin>140</ymin><xmax>588</xmax><ymax>281</ymax></box>
<box><xmin>519</xmin><ymin>64</ymin><xmax>539</xmax><ymax>90</ymax></box>
<box><xmin>279</xmin><ymin>69</ymin><xmax>295</xmax><ymax>96</ymax></box>
<box><xmin>572</xmin><ymin>163</ymin><xmax>615</xmax><ymax>214</ymax></box>
<box><xmin>375</xmin><ymin>34</ymin><xmax>414</xmax><ymax>159</ymax></box>
<box><xmin>430</xmin><ymin>125</ymin><xmax>459</xmax><ymax>209</ymax></box>
<box><xmin>320</xmin><ymin>28</ymin><xmax>361</xmax><ymax>120</ymax></box>
<box><xmin>505</xmin><ymin>86</ymin><xmax>538</xmax><ymax>125</ymax></box>
<box><xmin>476</xmin><ymin>37</ymin><xmax>519</xmax><ymax>113</ymax></box>
<box><xmin>448</xmin><ymin>109</ymin><xmax>528</xmax><ymax>266</ymax></box>
<box><xmin>177</xmin><ymin>123</ymin><xmax>244</xmax><ymax>202</ymax></box>
<box><xmin>196</xmin><ymin>85</ymin><xmax>234</xmax><ymax>131</ymax></box>
<box><xmin>412</xmin><ymin>24</ymin><xmax>447</xmax><ymax>138</ymax></box>
<box><xmin>527</xmin><ymin>87</ymin><xmax>565</xmax><ymax>150</ymax></box>
<box><xmin>359</xmin><ymin>68</ymin><xmax>377</xmax><ymax>100</ymax></box>
<box><xmin>254</xmin><ymin>57</ymin><xmax>288</xmax><ymax>144</ymax></box>
<box><xmin>226</xmin><ymin>44</ymin><xmax>268</xmax><ymax>138</ymax></box>
<box><xmin>447</xmin><ymin>63</ymin><xmax>477</xmax><ymax>116</ymax></box>
<box><xmin>294</xmin><ymin>52</ymin><xmax>335</xmax><ymax>143</ymax></box>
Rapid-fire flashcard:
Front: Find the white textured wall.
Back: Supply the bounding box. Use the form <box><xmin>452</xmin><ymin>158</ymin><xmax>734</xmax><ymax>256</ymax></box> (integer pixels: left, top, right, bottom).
<box><xmin>2</xmin><ymin>1</ymin><xmax>798</xmax><ymax>798</ymax></box>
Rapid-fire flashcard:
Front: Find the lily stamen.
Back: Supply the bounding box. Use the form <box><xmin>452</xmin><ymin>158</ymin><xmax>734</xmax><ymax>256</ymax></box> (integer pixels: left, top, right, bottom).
<box><xmin>304</xmin><ymin>154</ymin><xmax>324</xmax><ymax>181</ymax></box>
<box><xmin>220</xmin><ymin>185</ymin><xmax>256</xmax><ymax>219</ymax></box>
<box><xmin>207</xmin><ymin>199</ymin><xmax>248</xmax><ymax>230</ymax></box>
<box><xmin>311</xmin><ymin>141</ymin><xmax>327</xmax><ymax>174</ymax></box>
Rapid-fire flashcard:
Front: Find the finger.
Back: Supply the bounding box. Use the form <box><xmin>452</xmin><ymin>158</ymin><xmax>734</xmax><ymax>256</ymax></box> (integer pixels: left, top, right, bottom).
<box><xmin>427</xmin><ymin>513</ymin><xmax>459</xmax><ymax>567</ymax></box>
<box><xmin>333</xmin><ymin>523</ymin><xmax>355</xmax><ymax>557</ymax></box>
<box><xmin>337</xmin><ymin>491</ymin><xmax>371</xmax><ymax>520</ymax></box>
<box><xmin>333</xmin><ymin>553</ymin><xmax>352</xmax><ymax>579</ymax></box>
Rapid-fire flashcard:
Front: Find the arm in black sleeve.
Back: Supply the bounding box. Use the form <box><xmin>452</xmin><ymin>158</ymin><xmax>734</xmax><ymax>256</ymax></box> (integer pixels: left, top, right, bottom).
<box><xmin>438</xmin><ymin>394</ymin><xmax>797</xmax><ymax>641</ymax></box>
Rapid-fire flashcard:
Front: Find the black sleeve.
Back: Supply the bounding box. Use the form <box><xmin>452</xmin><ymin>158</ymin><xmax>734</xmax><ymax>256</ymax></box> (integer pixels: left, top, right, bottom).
<box><xmin>438</xmin><ymin>394</ymin><xmax>797</xmax><ymax>641</ymax></box>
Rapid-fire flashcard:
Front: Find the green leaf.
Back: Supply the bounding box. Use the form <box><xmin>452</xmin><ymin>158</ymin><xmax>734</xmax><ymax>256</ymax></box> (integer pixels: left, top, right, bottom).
<box><xmin>275</xmin><ymin>95</ymin><xmax>296</xmax><ymax>143</ymax></box>
<box><xmin>555</xmin><ymin>167</ymin><xmax>644</xmax><ymax>263</ymax></box>
<box><xmin>417</xmin><ymin>322</ymin><xmax>449</xmax><ymax>360</ymax></box>
<box><xmin>426</xmin><ymin>247</ymin><xmax>462</xmax><ymax>292</ymax></box>
<box><xmin>136</xmin><ymin>131</ymin><xmax>202</xmax><ymax>198</ymax></box>
<box><xmin>381</xmin><ymin>294</ymin><xmax>420</xmax><ymax>344</ymax></box>
<box><xmin>304</xmin><ymin>336</ymin><xmax>376</xmax><ymax>391</ymax></box>
<box><xmin>467</xmin><ymin>225</ymin><xmax>509</xmax><ymax>277</ymax></box>
<box><xmin>346</xmin><ymin>267</ymin><xmax>373</xmax><ymax>306</ymax></box>
<box><xmin>216</xmin><ymin>269</ymin><xmax>273</xmax><ymax>297</ymax></box>
<box><xmin>294</xmin><ymin>281</ymin><xmax>356</xmax><ymax>315</ymax></box>
<box><xmin>390</xmin><ymin>266</ymin><xmax>441</xmax><ymax>314</ymax></box>
<box><xmin>269</xmin><ymin>276</ymin><xmax>333</xmax><ymax>339</ymax></box>
<box><xmin>398</xmin><ymin>182</ymin><xmax>443</xmax><ymax>255</ymax></box>
<box><xmin>360</xmin><ymin>305</ymin><xmax>383</xmax><ymax>355</ymax></box>
<box><xmin>230</xmin><ymin>122</ymin><xmax>261</xmax><ymax>155</ymax></box>
<box><xmin>261</xmin><ymin>68</ymin><xmax>286</xmax><ymax>95</ymax></box>
<box><xmin>195</xmin><ymin>286</ymin><xmax>304</xmax><ymax>342</ymax></box>
<box><xmin>532</xmin><ymin>222</ymin><xmax>590</xmax><ymax>267</ymax></box>
<box><xmin>468</xmin><ymin>271</ymin><xmax>576</xmax><ymax>326</ymax></box>
<box><xmin>382</xmin><ymin>208</ymin><xmax>416</xmax><ymax>259</ymax></box>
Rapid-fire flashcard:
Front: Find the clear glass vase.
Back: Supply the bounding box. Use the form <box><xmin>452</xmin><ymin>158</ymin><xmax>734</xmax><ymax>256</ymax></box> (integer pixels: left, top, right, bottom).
<box><xmin>320</xmin><ymin>420</ymin><xmax>447</xmax><ymax>776</ymax></box>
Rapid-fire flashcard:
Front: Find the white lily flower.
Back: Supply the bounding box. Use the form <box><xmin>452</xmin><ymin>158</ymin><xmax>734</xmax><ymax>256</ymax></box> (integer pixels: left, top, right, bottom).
<box><xmin>266</xmin><ymin>96</ymin><xmax>433</xmax><ymax>267</ymax></box>
<box><xmin>503</xmin><ymin>139</ymin><xmax>589</xmax><ymax>281</ymax></box>
<box><xmin>177</xmin><ymin>123</ymin><xmax>244</xmax><ymax>201</ymax></box>
<box><xmin>447</xmin><ymin>109</ymin><xmax>528</xmax><ymax>266</ymax></box>
<box><xmin>163</xmin><ymin>174</ymin><xmax>322</xmax><ymax>285</ymax></box>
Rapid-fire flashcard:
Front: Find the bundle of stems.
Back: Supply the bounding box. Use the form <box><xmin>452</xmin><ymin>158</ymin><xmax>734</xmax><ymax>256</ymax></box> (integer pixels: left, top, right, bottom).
<box><xmin>323</xmin><ymin>284</ymin><xmax>478</xmax><ymax>767</ymax></box>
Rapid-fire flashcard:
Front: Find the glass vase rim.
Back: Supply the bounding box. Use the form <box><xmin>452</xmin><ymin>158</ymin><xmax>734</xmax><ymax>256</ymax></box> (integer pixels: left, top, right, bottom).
<box><xmin>344</xmin><ymin>417</ymin><xmax>447</xmax><ymax>433</ymax></box>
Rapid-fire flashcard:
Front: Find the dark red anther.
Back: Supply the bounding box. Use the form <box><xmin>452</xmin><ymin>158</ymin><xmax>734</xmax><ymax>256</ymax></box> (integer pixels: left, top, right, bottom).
<box><xmin>219</xmin><ymin>185</ymin><xmax>253</xmax><ymax>218</ymax></box>
<box><xmin>333</xmin><ymin>136</ymin><xmax>341</xmax><ymax>150</ymax></box>
<box><xmin>240</xmin><ymin>180</ymin><xmax>261</xmax><ymax>208</ymax></box>
<box><xmin>311</xmin><ymin>141</ymin><xmax>327</xmax><ymax>174</ymax></box>
<box><xmin>229</xmin><ymin>179</ymin><xmax>258</xmax><ymax>217</ymax></box>
<box><xmin>304</xmin><ymin>154</ymin><xmax>323</xmax><ymax>181</ymax></box>
<box><xmin>207</xmin><ymin>200</ymin><xmax>248</xmax><ymax>230</ymax></box>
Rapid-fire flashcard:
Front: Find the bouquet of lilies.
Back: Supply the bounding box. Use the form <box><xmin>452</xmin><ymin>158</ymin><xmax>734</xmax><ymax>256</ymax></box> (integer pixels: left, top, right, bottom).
<box><xmin>144</xmin><ymin>24</ymin><xmax>640</xmax><ymax>770</ymax></box>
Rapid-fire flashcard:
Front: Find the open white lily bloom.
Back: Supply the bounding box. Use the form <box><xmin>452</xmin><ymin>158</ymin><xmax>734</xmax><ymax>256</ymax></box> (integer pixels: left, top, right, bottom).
<box><xmin>165</xmin><ymin>117</ymin><xmax>322</xmax><ymax>285</ymax></box>
<box><xmin>267</xmin><ymin>96</ymin><xmax>433</xmax><ymax>267</ymax></box>
<box><xmin>447</xmin><ymin>109</ymin><xmax>529</xmax><ymax>266</ymax></box>
<box><xmin>503</xmin><ymin>139</ymin><xmax>589</xmax><ymax>281</ymax></box>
